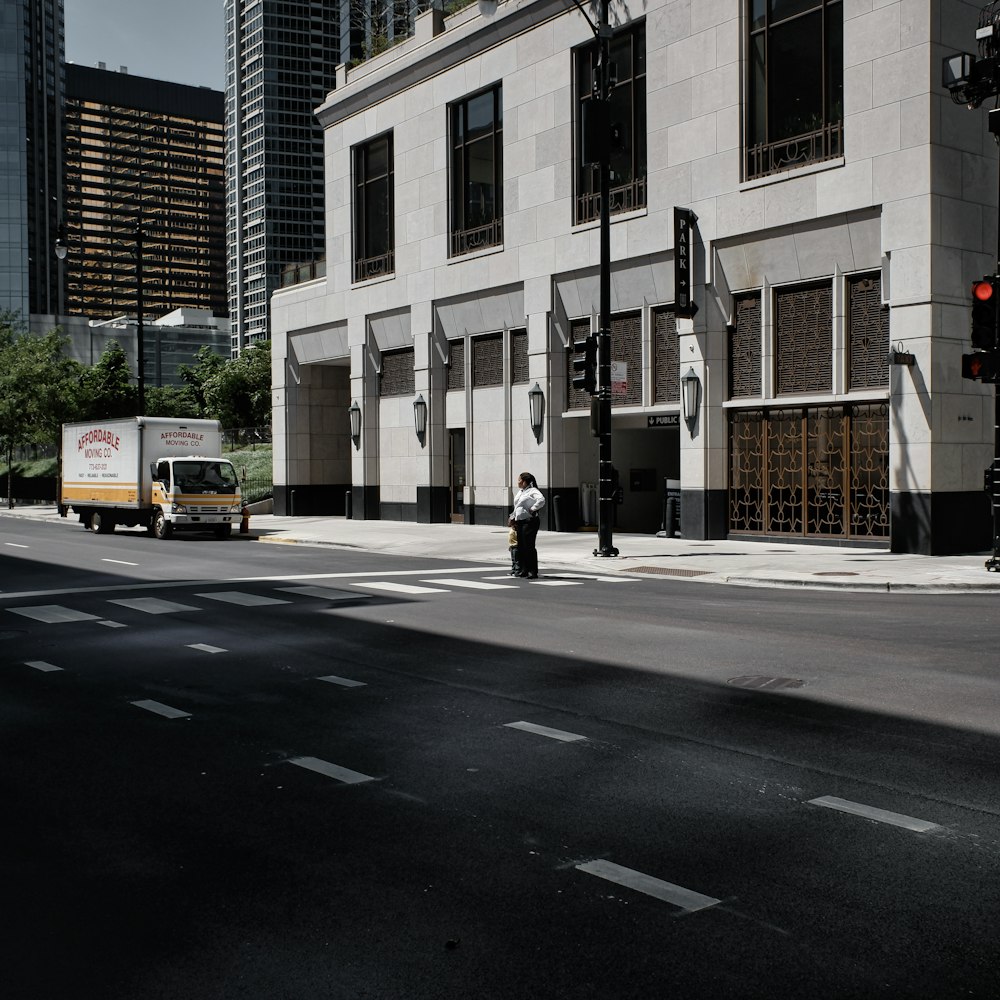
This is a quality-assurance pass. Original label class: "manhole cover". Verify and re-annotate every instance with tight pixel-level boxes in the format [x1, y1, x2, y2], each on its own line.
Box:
[728, 675, 805, 690]
[632, 566, 710, 577]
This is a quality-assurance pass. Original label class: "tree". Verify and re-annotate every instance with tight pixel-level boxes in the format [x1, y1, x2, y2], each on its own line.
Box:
[179, 345, 226, 416]
[80, 341, 138, 419]
[0, 315, 85, 507]
[202, 341, 272, 430]
[144, 384, 200, 419]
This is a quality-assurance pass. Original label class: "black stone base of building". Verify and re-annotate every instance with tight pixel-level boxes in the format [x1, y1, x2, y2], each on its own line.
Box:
[680, 488, 728, 540]
[891, 490, 991, 555]
[273, 484, 349, 517]
[416, 486, 451, 523]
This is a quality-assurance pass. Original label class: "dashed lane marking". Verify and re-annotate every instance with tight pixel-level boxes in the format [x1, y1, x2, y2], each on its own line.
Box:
[5, 543, 28, 549]
[108, 597, 201, 615]
[316, 674, 367, 688]
[352, 581, 449, 595]
[808, 795, 941, 833]
[288, 756, 376, 784]
[195, 591, 291, 607]
[576, 859, 722, 913]
[504, 720, 587, 743]
[8, 605, 100, 623]
[24, 660, 62, 672]
[188, 643, 227, 654]
[420, 578, 517, 590]
[131, 699, 191, 720]
[102, 558, 139, 567]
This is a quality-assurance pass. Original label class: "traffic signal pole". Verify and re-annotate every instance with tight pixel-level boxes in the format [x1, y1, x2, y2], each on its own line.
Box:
[989, 135, 1000, 572]
[595, 0, 618, 558]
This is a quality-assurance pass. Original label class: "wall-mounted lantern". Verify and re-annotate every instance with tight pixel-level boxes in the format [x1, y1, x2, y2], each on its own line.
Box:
[413, 393, 428, 444]
[681, 367, 701, 435]
[348, 399, 361, 448]
[528, 382, 544, 441]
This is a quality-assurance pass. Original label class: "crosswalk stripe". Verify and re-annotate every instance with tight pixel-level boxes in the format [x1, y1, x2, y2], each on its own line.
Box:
[527, 580, 583, 587]
[131, 699, 191, 720]
[352, 581, 449, 595]
[576, 859, 721, 913]
[24, 660, 62, 672]
[420, 578, 516, 590]
[504, 720, 586, 742]
[8, 605, 100, 623]
[288, 756, 375, 784]
[276, 585, 370, 600]
[188, 643, 227, 654]
[316, 674, 366, 687]
[97, 620, 127, 629]
[549, 573, 639, 583]
[195, 591, 291, 607]
[808, 796, 940, 832]
[109, 597, 201, 615]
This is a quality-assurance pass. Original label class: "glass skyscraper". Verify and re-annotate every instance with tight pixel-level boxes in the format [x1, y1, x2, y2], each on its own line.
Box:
[0, 0, 64, 320]
[224, 0, 341, 356]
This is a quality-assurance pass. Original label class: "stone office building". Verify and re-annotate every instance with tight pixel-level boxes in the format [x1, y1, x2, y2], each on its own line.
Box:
[270, 0, 997, 554]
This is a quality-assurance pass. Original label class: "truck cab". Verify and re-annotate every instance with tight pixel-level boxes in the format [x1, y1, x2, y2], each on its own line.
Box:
[150, 456, 242, 539]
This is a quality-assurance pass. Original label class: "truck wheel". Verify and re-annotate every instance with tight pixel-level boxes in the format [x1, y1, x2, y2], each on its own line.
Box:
[90, 511, 115, 534]
[214, 524, 232, 540]
[153, 510, 173, 540]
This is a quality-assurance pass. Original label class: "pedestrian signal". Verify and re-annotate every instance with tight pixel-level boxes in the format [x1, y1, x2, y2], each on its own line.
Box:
[962, 352, 998, 382]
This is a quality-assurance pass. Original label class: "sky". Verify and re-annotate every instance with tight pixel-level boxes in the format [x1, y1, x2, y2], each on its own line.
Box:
[64, 0, 225, 91]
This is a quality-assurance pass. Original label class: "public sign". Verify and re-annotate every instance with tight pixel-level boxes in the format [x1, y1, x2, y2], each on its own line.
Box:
[611, 360, 627, 397]
[647, 414, 680, 427]
[674, 207, 698, 318]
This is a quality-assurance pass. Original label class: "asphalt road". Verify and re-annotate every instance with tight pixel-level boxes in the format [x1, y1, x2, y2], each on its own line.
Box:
[3, 516, 1000, 999]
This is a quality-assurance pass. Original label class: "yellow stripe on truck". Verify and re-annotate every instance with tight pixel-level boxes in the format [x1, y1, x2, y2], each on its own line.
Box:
[63, 484, 138, 504]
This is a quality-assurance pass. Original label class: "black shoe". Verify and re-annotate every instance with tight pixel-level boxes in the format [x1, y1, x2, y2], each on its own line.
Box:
[527, 573, 538, 579]
[517, 572, 529, 578]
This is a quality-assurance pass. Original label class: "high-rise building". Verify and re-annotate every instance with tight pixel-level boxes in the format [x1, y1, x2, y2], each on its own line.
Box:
[62, 64, 226, 322]
[0, 0, 64, 320]
[223, 0, 341, 356]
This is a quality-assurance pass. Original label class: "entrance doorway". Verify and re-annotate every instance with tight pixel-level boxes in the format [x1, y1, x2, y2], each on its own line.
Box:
[449, 429, 466, 523]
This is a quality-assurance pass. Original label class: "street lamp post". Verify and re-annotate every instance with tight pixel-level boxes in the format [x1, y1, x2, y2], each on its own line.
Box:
[580, 0, 618, 557]
[135, 221, 145, 416]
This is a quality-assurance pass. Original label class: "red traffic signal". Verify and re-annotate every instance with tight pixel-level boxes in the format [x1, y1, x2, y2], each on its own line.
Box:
[971, 276, 1000, 350]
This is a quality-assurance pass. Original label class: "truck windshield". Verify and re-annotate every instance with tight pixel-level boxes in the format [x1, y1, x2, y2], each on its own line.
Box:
[174, 461, 239, 495]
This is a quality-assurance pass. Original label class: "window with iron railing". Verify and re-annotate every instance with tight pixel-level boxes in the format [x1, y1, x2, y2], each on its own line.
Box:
[574, 20, 646, 226]
[746, 0, 843, 181]
[353, 132, 394, 282]
[450, 85, 503, 257]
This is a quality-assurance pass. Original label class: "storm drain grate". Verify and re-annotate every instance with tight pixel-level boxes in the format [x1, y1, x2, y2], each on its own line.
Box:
[728, 675, 805, 690]
[631, 566, 711, 577]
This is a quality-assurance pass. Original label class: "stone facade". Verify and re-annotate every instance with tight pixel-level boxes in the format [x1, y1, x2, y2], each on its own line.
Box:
[271, 0, 998, 554]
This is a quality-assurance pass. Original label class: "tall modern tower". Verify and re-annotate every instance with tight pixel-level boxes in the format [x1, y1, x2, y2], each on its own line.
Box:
[224, 0, 342, 356]
[62, 64, 226, 321]
[0, 0, 64, 320]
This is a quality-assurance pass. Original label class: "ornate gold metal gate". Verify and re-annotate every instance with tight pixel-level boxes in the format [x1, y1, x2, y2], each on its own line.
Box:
[729, 404, 888, 540]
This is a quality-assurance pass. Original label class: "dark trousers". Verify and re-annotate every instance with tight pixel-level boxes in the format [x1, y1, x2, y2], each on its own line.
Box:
[514, 516, 540, 576]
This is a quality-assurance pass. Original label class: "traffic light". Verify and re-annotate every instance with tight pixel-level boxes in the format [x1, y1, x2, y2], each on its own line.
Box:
[971, 276, 999, 350]
[572, 334, 598, 395]
[962, 351, 999, 382]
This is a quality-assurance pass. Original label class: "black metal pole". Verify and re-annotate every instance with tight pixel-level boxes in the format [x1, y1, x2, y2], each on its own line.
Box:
[135, 222, 145, 416]
[595, 0, 618, 558]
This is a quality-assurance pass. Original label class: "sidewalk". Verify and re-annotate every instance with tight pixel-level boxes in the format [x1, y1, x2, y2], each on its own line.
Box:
[3, 503, 999, 593]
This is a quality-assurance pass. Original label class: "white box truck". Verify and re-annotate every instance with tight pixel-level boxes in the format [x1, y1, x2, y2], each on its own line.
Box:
[60, 417, 243, 539]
